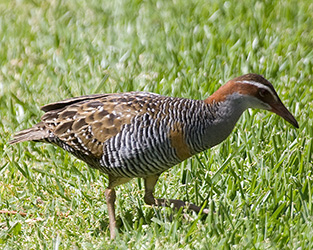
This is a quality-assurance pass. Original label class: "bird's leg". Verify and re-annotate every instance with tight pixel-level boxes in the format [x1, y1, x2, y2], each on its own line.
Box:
[105, 176, 131, 240]
[105, 187, 116, 239]
[144, 175, 208, 214]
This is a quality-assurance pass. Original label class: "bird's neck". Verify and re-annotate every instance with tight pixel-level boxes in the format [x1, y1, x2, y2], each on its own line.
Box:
[200, 93, 248, 149]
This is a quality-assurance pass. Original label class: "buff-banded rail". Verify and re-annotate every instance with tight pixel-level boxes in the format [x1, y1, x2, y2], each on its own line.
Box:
[10, 73, 299, 239]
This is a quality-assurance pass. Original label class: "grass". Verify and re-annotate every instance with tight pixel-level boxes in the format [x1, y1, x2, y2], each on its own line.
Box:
[1, 0, 312, 248]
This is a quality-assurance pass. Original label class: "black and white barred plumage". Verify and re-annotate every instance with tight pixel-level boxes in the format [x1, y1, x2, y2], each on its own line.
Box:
[11, 91, 220, 178]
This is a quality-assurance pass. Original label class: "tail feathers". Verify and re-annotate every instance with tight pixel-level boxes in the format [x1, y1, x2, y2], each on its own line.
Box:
[9, 123, 50, 145]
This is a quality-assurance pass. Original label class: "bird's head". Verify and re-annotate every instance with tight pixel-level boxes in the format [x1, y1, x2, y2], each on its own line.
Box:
[205, 73, 299, 128]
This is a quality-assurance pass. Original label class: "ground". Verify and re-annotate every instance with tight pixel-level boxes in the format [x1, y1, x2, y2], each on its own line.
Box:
[1, 0, 313, 249]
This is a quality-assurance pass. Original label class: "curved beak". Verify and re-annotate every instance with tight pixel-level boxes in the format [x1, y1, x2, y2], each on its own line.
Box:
[270, 98, 299, 128]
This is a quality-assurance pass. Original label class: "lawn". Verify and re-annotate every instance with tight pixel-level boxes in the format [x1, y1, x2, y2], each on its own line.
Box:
[1, 0, 313, 249]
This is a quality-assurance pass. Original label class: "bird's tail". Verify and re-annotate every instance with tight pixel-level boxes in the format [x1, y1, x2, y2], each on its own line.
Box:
[9, 122, 49, 144]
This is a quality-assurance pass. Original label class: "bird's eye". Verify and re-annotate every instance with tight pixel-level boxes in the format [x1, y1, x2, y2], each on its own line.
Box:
[259, 89, 267, 97]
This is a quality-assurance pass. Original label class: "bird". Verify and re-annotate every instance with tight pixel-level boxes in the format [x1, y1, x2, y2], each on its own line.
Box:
[10, 73, 299, 239]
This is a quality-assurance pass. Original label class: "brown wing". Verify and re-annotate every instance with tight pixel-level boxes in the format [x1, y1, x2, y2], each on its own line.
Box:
[41, 92, 160, 158]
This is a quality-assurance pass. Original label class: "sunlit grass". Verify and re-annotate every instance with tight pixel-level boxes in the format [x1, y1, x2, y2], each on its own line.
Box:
[1, 0, 312, 248]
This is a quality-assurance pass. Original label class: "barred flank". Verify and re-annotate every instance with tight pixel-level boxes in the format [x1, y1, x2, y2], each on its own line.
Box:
[10, 92, 217, 178]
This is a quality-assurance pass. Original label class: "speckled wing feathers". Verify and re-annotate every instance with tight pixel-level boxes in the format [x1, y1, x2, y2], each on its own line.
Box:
[40, 94, 106, 112]
[40, 92, 161, 159]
